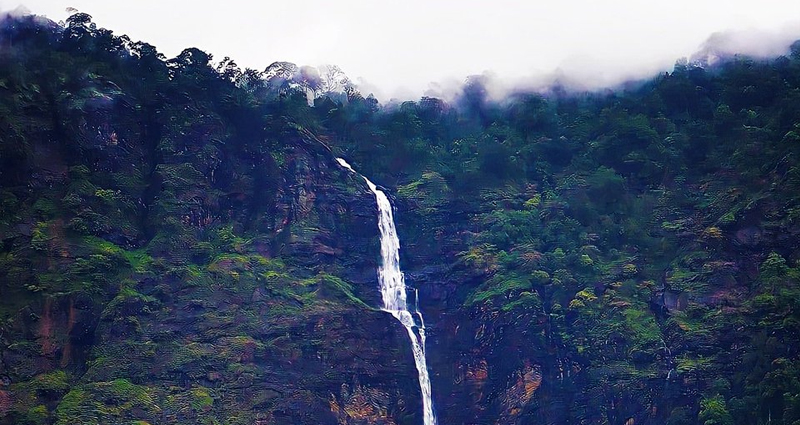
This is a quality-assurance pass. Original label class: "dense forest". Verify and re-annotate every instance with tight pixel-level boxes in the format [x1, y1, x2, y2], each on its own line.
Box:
[1, 11, 800, 425]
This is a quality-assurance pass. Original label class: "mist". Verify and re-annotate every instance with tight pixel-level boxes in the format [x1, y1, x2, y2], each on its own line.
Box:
[9, 0, 800, 102]
[435, 22, 800, 103]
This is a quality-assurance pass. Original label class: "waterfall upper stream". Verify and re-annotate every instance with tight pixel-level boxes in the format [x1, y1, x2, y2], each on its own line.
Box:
[336, 158, 437, 425]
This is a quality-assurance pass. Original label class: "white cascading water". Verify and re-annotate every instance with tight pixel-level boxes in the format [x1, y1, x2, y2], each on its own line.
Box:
[336, 158, 437, 425]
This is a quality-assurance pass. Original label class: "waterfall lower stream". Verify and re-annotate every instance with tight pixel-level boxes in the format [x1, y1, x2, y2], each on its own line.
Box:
[336, 158, 437, 425]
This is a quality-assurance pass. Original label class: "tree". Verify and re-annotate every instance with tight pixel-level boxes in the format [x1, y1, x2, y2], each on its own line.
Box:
[699, 396, 734, 425]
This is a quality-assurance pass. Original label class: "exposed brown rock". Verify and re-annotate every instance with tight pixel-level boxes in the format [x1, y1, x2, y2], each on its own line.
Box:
[498, 362, 542, 422]
[38, 298, 56, 358]
[0, 391, 10, 417]
[329, 384, 397, 425]
[464, 359, 489, 403]
[60, 298, 77, 367]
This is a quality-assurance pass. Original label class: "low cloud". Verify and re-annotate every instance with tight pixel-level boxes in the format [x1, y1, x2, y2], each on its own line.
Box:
[368, 23, 800, 104]
[691, 22, 800, 64]
[9, 2, 800, 106]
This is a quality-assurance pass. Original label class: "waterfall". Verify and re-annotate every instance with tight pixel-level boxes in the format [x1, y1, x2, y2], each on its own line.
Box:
[336, 158, 437, 425]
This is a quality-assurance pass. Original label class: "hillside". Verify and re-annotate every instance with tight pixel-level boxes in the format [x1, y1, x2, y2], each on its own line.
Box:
[1, 12, 800, 425]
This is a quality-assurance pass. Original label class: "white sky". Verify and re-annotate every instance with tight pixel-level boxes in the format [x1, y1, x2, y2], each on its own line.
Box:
[8, 1, 800, 100]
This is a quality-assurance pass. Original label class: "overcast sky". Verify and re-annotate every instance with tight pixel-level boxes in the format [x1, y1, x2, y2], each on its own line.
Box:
[8, 1, 800, 100]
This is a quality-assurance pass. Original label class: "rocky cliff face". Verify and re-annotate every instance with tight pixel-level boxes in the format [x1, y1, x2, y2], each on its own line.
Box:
[393, 168, 800, 425]
[0, 128, 426, 425]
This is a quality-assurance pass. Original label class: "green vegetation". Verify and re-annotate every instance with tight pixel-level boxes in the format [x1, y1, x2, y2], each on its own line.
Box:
[1, 10, 800, 425]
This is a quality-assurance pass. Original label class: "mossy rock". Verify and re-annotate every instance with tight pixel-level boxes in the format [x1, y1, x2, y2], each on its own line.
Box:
[54, 380, 160, 425]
